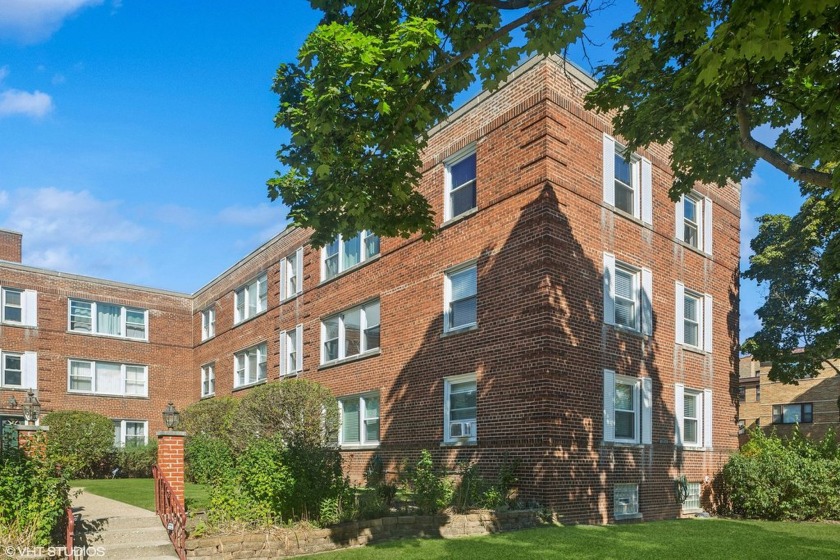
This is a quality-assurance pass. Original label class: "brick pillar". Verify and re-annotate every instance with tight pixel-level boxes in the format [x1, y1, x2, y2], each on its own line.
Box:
[16, 425, 48, 458]
[157, 431, 186, 508]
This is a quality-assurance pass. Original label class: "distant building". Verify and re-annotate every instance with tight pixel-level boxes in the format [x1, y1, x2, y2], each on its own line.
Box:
[738, 354, 840, 442]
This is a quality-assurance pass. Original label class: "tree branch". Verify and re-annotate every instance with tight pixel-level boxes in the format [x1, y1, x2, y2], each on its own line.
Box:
[736, 90, 833, 189]
[470, 0, 535, 9]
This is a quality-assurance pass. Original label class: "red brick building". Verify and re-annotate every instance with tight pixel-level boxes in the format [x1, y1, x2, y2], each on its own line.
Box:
[0, 56, 740, 522]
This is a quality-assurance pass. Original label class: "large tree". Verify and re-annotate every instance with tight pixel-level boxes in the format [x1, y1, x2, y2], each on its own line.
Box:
[586, 0, 839, 201]
[742, 184, 840, 383]
[268, 0, 592, 247]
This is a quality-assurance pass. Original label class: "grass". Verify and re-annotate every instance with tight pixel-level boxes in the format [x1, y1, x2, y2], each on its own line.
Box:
[70, 478, 211, 512]
[300, 518, 840, 560]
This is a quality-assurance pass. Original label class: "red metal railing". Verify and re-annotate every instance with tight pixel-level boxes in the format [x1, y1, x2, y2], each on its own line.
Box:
[65, 506, 75, 559]
[153, 465, 187, 560]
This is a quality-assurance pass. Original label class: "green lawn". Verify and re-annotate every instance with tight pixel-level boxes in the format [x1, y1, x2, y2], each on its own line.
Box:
[301, 518, 840, 560]
[70, 478, 210, 512]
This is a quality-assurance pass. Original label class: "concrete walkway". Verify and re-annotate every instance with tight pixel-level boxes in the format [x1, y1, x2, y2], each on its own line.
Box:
[70, 488, 179, 559]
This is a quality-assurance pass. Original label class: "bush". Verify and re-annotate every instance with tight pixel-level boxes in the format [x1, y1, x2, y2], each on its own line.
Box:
[0, 437, 70, 546]
[181, 397, 238, 449]
[405, 450, 453, 514]
[185, 434, 234, 484]
[42, 411, 115, 478]
[112, 441, 157, 478]
[723, 427, 840, 520]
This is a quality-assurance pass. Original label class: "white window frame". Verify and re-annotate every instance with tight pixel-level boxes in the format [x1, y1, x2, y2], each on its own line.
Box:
[675, 282, 713, 352]
[281, 247, 304, 301]
[321, 231, 380, 282]
[675, 384, 713, 449]
[0, 287, 36, 327]
[682, 291, 702, 349]
[113, 419, 148, 448]
[320, 300, 380, 364]
[0, 351, 36, 389]
[614, 484, 640, 519]
[67, 299, 148, 340]
[233, 274, 268, 325]
[603, 254, 652, 335]
[603, 370, 652, 445]
[444, 262, 477, 333]
[201, 307, 216, 341]
[443, 145, 477, 221]
[676, 192, 713, 255]
[603, 134, 652, 225]
[338, 393, 380, 447]
[280, 324, 304, 376]
[233, 342, 267, 388]
[67, 359, 148, 397]
[443, 373, 477, 444]
[201, 363, 215, 398]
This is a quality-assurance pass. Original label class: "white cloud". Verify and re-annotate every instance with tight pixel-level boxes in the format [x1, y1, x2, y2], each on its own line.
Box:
[0, 88, 53, 118]
[0, 187, 146, 274]
[51, 73, 65, 85]
[0, 0, 104, 44]
[0, 66, 8, 84]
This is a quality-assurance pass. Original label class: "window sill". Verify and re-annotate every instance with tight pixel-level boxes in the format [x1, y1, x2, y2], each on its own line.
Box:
[66, 392, 149, 399]
[607, 206, 652, 230]
[319, 254, 381, 287]
[232, 379, 267, 392]
[279, 372, 301, 379]
[319, 349, 381, 370]
[1, 322, 36, 329]
[674, 239, 711, 258]
[440, 439, 478, 448]
[679, 445, 712, 452]
[66, 330, 148, 343]
[441, 324, 478, 339]
[0, 386, 28, 392]
[602, 441, 647, 449]
[279, 292, 303, 305]
[339, 444, 380, 451]
[679, 344, 708, 356]
[607, 324, 647, 340]
[440, 207, 478, 230]
[232, 308, 269, 329]
[614, 513, 643, 522]
[200, 393, 215, 400]
[199, 335, 216, 345]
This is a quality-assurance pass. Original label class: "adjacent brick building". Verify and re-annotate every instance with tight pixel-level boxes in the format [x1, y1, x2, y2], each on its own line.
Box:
[738, 354, 840, 442]
[0, 56, 740, 523]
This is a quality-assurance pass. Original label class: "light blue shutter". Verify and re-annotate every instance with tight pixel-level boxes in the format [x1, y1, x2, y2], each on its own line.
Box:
[295, 324, 303, 372]
[296, 247, 304, 294]
[23, 290, 37, 327]
[603, 134, 615, 206]
[675, 383, 684, 446]
[641, 377, 652, 444]
[675, 196, 685, 242]
[279, 330, 287, 376]
[641, 268, 652, 336]
[603, 253, 615, 325]
[703, 388, 713, 449]
[22, 352, 37, 390]
[641, 158, 652, 225]
[675, 282, 685, 344]
[703, 197, 713, 255]
[603, 369, 616, 442]
[704, 294, 713, 352]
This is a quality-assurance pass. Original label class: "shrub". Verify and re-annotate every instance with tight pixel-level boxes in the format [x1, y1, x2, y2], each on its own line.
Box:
[0, 438, 70, 546]
[112, 441, 157, 478]
[723, 427, 840, 520]
[180, 397, 238, 449]
[185, 434, 234, 484]
[404, 450, 453, 514]
[42, 411, 115, 478]
[451, 461, 485, 513]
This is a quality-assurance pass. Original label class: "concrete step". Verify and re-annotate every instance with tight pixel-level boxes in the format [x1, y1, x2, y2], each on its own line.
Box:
[88, 541, 178, 559]
[87, 525, 173, 546]
[79, 514, 162, 531]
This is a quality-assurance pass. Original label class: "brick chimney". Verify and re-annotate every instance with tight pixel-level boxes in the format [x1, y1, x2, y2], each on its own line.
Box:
[0, 230, 22, 263]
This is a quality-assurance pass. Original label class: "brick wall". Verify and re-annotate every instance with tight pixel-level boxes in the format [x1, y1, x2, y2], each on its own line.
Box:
[0, 230, 22, 263]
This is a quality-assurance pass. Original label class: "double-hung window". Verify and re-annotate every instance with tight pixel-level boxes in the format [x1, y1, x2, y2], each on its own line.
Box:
[603, 135, 652, 225]
[234, 342, 267, 388]
[772, 403, 813, 424]
[675, 384, 713, 448]
[0, 352, 35, 389]
[321, 300, 380, 364]
[0, 287, 36, 327]
[281, 248, 304, 300]
[280, 324, 304, 376]
[201, 307, 215, 341]
[322, 232, 380, 281]
[234, 274, 267, 324]
[676, 192, 713, 255]
[201, 363, 215, 397]
[68, 299, 147, 340]
[444, 263, 477, 332]
[444, 373, 477, 443]
[339, 393, 380, 446]
[675, 283, 713, 352]
[603, 370, 652, 445]
[603, 254, 652, 335]
[68, 360, 148, 397]
[113, 420, 147, 448]
[444, 147, 477, 221]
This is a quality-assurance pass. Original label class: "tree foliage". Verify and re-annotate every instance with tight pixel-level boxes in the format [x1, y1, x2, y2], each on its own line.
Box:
[586, 0, 839, 200]
[42, 410, 115, 478]
[742, 182, 840, 382]
[268, 0, 591, 246]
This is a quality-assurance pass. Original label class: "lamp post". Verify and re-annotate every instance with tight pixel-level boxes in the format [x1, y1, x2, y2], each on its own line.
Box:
[22, 390, 40, 426]
[162, 402, 180, 430]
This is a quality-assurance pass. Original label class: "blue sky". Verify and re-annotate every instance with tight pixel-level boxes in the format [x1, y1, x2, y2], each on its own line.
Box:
[0, 1, 804, 342]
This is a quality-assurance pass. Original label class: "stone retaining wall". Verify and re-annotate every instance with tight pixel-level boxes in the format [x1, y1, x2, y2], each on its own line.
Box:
[185, 510, 544, 559]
